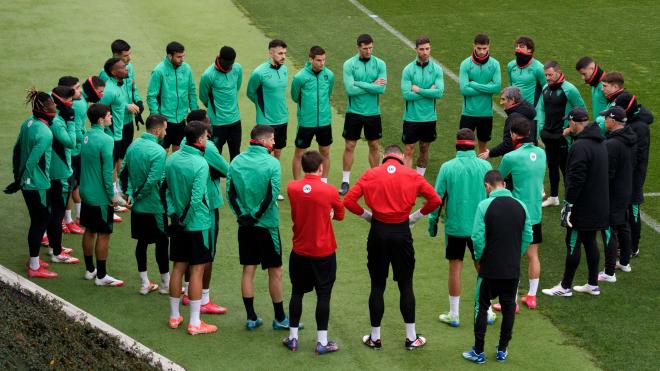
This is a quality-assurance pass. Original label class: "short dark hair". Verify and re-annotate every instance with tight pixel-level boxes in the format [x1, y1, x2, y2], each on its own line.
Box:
[474, 34, 490, 45]
[58, 76, 79, 88]
[186, 109, 208, 124]
[544, 60, 560, 70]
[184, 121, 207, 144]
[484, 170, 504, 186]
[82, 76, 105, 103]
[515, 36, 535, 51]
[52, 85, 75, 99]
[268, 39, 287, 49]
[357, 34, 373, 46]
[111, 39, 131, 55]
[415, 36, 430, 47]
[457, 128, 475, 141]
[301, 151, 324, 173]
[166, 41, 185, 55]
[575, 56, 594, 71]
[510, 117, 531, 136]
[250, 124, 275, 140]
[87, 103, 110, 124]
[309, 45, 325, 58]
[145, 114, 167, 130]
[384, 144, 403, 156]
[603, 71, 624, 86]
[103, 57, 122, 76]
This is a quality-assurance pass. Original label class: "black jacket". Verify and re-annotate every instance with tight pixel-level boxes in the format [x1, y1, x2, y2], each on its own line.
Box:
[629, 105, 653, 204]
[490, 100, 537, 158]
[565, 123, 609, 231]
[606, 126, 636, 225]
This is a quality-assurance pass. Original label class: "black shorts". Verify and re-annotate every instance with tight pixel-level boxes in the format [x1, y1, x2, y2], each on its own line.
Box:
[238, 226, 283, 269]
[445, 235, 475, 261]
[295, 125, 333, 148]
[212, 121, 242, 159]
[289, 251, 336, 294]
[402, 121, 437, 144]
[460, 115, 493, 142]
[70, 154, 81, 188]
[113, 140, 123, 162]
[367, 219, 414, 282]
[162, 121, 186, 149]
[342, 113, 382, 141]
[118, 123, 134, 159]
[532, 222, 543, 244]
[170, 229, 213, 265]
[131, 211, 167, 243]
[270, 123, 288, 150]
[80, 203, 114, 234]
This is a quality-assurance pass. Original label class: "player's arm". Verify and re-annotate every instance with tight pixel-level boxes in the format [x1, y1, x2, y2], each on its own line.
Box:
[564, 146, 589, 204]
[343, 61, 366, 96]
[146, 70, 162, 114]
[536, 93, 546, 134]
[205, 144, 229, 178]
[188, 69, 198, 110]
[401, 66, 423, 101]
[246, 70, 260, 103]
[331, 190, 345, 221]
[236, 64, 243, 92]
[459, 60, 480, 96]
[101, 139, 116, 203]
[418, 67, 444, 99]
[506, 62, 514, 87]
[118, 154, 131, 197]
[469, 62, 502, 94]
[566, 85, 586, 114]
[138, 151, 166, 201]
[520, 202, 532, 256]
[198, 72, 211, 108]
[25, 128, 51, 174]
[327, 69, 335, 98]
[535, 63, 548, 87]
[183, 165, 209, 225]
[354, 60, 387, 94]
[343, 178, 367, 216]
[498, 155, 512, 178]
[52, 118, 76, 149]
[250, 163, 280, 221]
[226, 168, 243, 217]
[471, 201, 488, 261]
[290, 73, 302, 104]
[488, 121, 513, 158]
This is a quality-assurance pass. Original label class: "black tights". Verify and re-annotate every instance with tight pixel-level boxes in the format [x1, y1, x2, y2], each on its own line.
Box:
[46, 180, 68, 256]
[368, 278, 415, 327]
[22, 190, 49, 257]
[289, 286, 332, 330]
[135, 237, 169, 274]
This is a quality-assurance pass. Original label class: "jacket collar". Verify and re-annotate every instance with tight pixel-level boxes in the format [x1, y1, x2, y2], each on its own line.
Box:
[456, 150, 477, 158]
[304, 174, 321, 180]
[489, 188, 512, 198]
[141, 132, 158, 142]
[180, 144, 203, 156]
[248, 144, 270, 155]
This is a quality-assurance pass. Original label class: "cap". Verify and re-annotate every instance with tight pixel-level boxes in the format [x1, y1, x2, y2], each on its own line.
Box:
[563, 107, 589, 122]
[599, 106, 627, 123]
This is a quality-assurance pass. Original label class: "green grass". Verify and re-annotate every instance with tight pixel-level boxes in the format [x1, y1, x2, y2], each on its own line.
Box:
[0, 0, 657, 369]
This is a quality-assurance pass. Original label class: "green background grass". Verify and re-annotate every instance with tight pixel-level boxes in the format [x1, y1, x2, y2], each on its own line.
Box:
[0, 0, 658, 369]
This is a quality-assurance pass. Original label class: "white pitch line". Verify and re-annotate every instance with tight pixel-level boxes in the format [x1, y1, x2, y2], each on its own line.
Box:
[0, 265, 184, 371]
[644, 192, 660, 197]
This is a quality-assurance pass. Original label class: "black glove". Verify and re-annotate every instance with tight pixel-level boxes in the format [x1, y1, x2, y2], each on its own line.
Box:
[60, 106, 75, 122]
[560, 201, 573, 228]
[4, 182, 20, 194]
[237, 214, 257, 227]
[134, 101, 145, 131]
[136, 100, 145, 114]
[428, 217, 438, 237]
[166, 214, 185, 236]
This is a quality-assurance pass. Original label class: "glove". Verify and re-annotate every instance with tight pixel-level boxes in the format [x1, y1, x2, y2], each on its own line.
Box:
[134, 101, 145, 131]
[560, 201, 573, 228]
[238, 214, 258, 227]
[136, 100, 145, 114]
[3, 181, 20, 194]
[167, 214, 185, 236]
[428, 217, 438, 237]
[60, 106, 75, 122]
[360, 210, 372, 222]
[408, 209, 424, 227]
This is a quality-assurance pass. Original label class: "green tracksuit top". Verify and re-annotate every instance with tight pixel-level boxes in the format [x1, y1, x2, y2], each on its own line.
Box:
[49, 112, 75, 181]
[80, 124, 115, 206]
[12, 116, 53, 191]
[459, 56, 501, 117]
[226, 144, 280, 228]
[498, 143, 547, 225]
[147, 58, 198, 124]
[430, 151, 491, 237]
[165, 144, 211, 232]
[199, 62, 243, 126]
[536, 81, 586, 135]
[99, 77, 130, 141]
[591, 81, 608, 119]
[180, 138, 229, 210]
[343, 54, 387, 116]
[100, 63, 142, 125]
[507, 58, 546, 106]
[247, 61, 289, 125]
[119, 132, 166, 214]
[291, 61, 334, 127]
[401, 59, 444, 122]
[71, 95, 87, 157]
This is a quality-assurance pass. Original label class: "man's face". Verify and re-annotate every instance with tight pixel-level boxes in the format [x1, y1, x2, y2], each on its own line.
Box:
[516, 43, 531, 53]
[358, 42, 373, 59]
[44, 99, 57, 114]
[545, 67, 561, 84]
[601, 81, 620, 96]
[101, 111, 112, 126]
[261, 133, 275, 148]
[499, 94, 515, 109]
[158, 122, 168, 140]
[97, 85, 106, 96]
[115, 49, 131, 64]
[605, 117, 618, 132]
[416, 43, 431, 63]
[72, 83, 82, 100]
[311, 54, 326, 72]
[578, 62, 595, 82]
[113, 60, 129, 79]
[269, 46, 287, 65]
[474, 43, 489, 58]
[168, 52, 185, 67]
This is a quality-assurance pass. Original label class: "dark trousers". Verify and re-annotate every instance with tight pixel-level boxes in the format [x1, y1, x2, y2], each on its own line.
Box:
[47, 180, 69, 256]
[22, 189, 50, 257]
[543, 136, 568, 197]
[135, 238, 170, 274]
[629, 204, 642, 254]
[604, 223, 631, 275]
[289, 286, 332, 330]
[474, 277, 518, 354]
[212, 122, 242, 161]
[369, 278, 415, 327]
[562, 229, 600, 287]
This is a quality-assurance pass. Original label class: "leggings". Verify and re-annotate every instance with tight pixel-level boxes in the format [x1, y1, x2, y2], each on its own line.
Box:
[22, 190, 50, 257]
[474, 277, 518, 354]
[368, 278, 415, 327]
[46, 179, 68, 256]
[561, 229, 600, 287]
[543, 136, 568, 197]
[135, 237, 170, 274]
[289, 285, 332, 330]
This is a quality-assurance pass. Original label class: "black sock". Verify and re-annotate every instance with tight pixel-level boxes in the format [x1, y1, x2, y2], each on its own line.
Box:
[97, 260, 106, 279]
[273, 301, 285, 322]
[84, 255, 95, 273]
[243, 297, 257, 321]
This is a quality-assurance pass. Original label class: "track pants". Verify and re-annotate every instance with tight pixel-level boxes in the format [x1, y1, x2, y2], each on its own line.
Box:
[474, 277, 518, 354]
[561, 228, 600, 287]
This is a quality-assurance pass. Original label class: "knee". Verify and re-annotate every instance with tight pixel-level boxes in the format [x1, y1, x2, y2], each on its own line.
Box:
[344, 141, 357, 152]
[368, 141, 380, 151]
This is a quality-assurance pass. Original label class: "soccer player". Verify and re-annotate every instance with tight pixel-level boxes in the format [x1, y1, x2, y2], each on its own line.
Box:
[291, 45, 334, 182]
[459, 34, 501, 154]
[429, 129, 492, 327]
[462, 170, 532, 364]
[82, 75, 106, 104]
[507, 36, 546, 107]
[283, 151, 344, 354]
[575, 56, 608, 118]
[227, 125, 291, 330]
[119, 114, 170, 295]
[340, 34, 387, 195]
[542, 109, 609, 297]
[79, 103, 123, 286]
[147, 41, 198, 153]
[199, 46, 243, 160]
[401, 36, 444, 174]
[536, 61, 586, 208]
[165, 121, 217, 335]
[598, 107, 636, 283]
[497, 119, 546, 309]
[344, 145, 441, 350]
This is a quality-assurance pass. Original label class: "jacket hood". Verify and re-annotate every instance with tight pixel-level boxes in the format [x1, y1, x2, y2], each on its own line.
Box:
[635, 105, 654, 126]
[607, 125, 637, 147]
[507, 100, 536, 120]
[576, 122, 605, 143]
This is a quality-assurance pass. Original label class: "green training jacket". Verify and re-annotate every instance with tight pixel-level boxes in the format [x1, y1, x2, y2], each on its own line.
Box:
[227, 144, 280, 228]
[100, 63, 142, 125]
[147, 57, 198, 124]
[49, 111, 75, 181]
[165, 144, 211, 231]
[247, 61, 289, 125]
[12, 116, 53, 191]
[498, 143, 546, 225]
[591, 82, 608, 119]
[99, 77, 129, 141]
[199, 62, 243, 126]
[401, 59, 444, 122]
[536, 80, 586, 136]
[181, 138, 229, 210]
[459, 56, 501, 117]
[343, 54, 387, 116]
[71, 95, 87, 157]
[507, 58, 546, 106]
[291, 61, 334, 127]
[80, 124, 115, 206]
[119, 132, 166, 214]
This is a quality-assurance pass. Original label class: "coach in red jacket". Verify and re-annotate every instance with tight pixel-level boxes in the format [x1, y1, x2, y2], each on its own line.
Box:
[344, 145, 441, 350]
[283, 151, 344, 354]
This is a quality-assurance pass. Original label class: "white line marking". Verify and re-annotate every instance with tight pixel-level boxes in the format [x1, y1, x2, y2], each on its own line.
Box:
[640, 210, 660, 233]
[0, 264, 184, 371]
[643, 192, 660, 197]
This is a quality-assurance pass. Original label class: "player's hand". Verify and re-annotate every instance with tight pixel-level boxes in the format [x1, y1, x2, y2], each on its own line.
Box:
[238, 214, 258, 227]
[411, 85, 421, 92]
[560, 201, 573, 228]
[562, 127, 571, 137]
[330, 209, 335, 219]
[428, 218, 438, 237]
[127, 104, 140, 114]
[361, 210, 372, 222]
[374, 78, 387, 86]
[111, 196, 119, 208]
[478, 150, 490, 160]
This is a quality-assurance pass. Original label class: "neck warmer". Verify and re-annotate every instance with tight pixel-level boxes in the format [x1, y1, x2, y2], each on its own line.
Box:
[471, 50, 490, 65]
[548, 73, 565, 90]
[191, 143, 206, 153]
[606, 88, 624, 102]
[33, 110, 55, 125]
[52, 93, 72, 108]
[214, 56, 233, 72]
[249, 138, 273, 153]
[515, 48, 533, 68]
[416, 60, 429, 68]
[455, 139, 475, 151]
[359, 56, 371, 63]
[586, 64, 605, 87]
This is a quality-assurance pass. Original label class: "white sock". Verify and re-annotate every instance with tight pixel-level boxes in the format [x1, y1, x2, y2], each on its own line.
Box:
[321, 177, 328, 184]
[75, 203, 81, 219]
[488, 305, 494, 315]
[189, 300, 201, 327]
[201, 289, 210, 305]
[29, 257, 40, 270]
[169, 296, 180, 318]
[416, 167, 426, 176]
[161, 272, 170, 286]
[342, 171, 350, 183]
[48, 247, 54, 255]
[113, 182, 119, 194]
[371, 326, 381, 341]
[139, 271, 149, 286]
[183, 281, 189, 296]
[405, 323, 416, 341]
[449, 295, 460, 317]
[43, 232, 47, 238]
[528, 278, 539, 296]
[64, 210, 73, 224]
[289, 327, 299, 340]
[317, 330, 328, 346]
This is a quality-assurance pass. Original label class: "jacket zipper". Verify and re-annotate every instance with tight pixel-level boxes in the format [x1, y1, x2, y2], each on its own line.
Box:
[316, 73, 320, 127]
[174, 67, 179, 122]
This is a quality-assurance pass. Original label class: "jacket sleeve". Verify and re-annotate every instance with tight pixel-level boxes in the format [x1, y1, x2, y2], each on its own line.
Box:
[343, 175, 366, 215]
[429, 166, 447, 222]
[507, 63, 513, 88]
[331, 190, 345, 221]
[188, 69, 198, 110]
[566, 85, 586, 117]
[417, 174, 442, 215]
[52, 119, 76, 149]
[498, 154, 512, 178]
[468, 62, 501, 94]
[236, 64, 243, 92]
[183, 164, 209, 225]
[418, 67, 444, 99]
[131, 78, 142, 104]
[246, 70, 260, 103]
[118, 154, 131, 196]
[198, 72, 210, 107]
[489, 119, 513, 158]
[520, 201, 532, 256]
[564, 145, 589, 204]
[536, 63, 548, 87]
[327, 69, 334, 98]
[137, 151, 166, 201]
[226, 167, 243, 217]
[24, 127, 51, 176]
[459, 61, 480, 96]
[471, 201, 487, 261]
[205, 144, 229, 178]
[536, 93, 546, 134]
[147, 70, 162, 114]
[343, 61, 366, 97]
[354, 63, 387, 95]
[102, 138, 115, 202]
[290, 74, 302, 103]
[401, 66, 423, 102]
[250, 163, 280, 220]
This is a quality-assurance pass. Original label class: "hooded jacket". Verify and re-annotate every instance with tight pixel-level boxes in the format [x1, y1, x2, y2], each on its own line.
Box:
[628, 105, 653, 204]
[606, 125, 636, 225]
[291, 61, 334, 127]
[489, 100, 536, 158]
